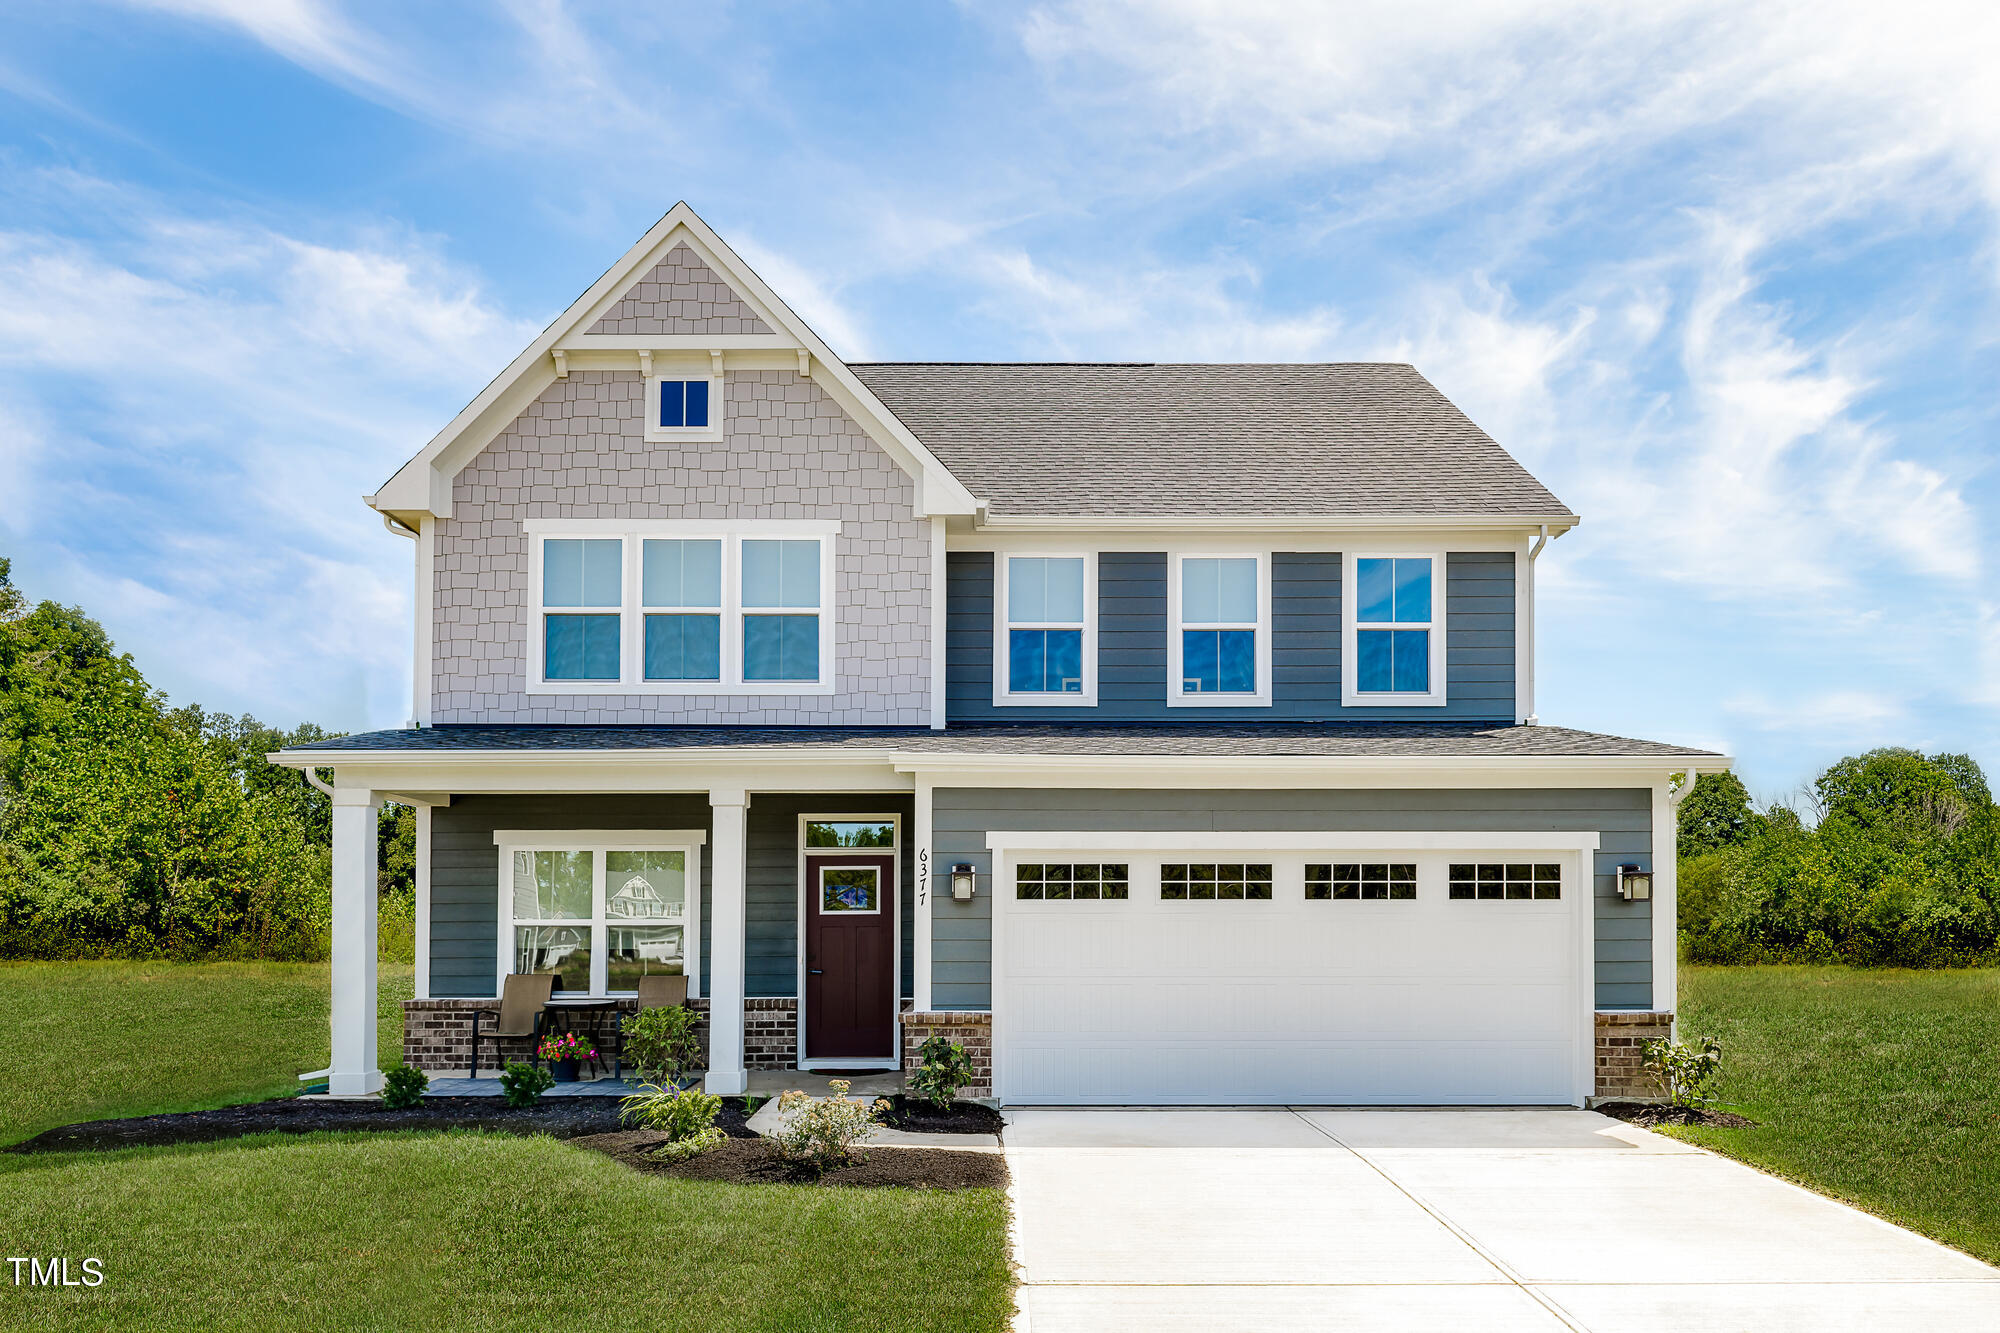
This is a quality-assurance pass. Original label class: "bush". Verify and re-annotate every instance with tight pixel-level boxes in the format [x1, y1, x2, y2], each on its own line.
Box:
[620, 1083, 721, 1140]
[908, 1035, 974, 1110]
[620, 1004, 703, 1084]
[381, 1064, 429, 1110]
[498, 1060, 553, 1108]
[649, 1128, 726, 1162]
[1643, 1036, 1724, 1108]
[766, 1079, 889, 1172]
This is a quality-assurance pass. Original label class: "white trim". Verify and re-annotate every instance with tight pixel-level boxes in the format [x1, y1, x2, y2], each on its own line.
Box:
[1342, 550, 1448, 708]
[1652, 781, 1677, 1017]
[329, 787, 384, 1097]
[985, 831, 1602, 853]
[795, 812, 903, 1066]
[643, 370, 725, 444]
[972, 513, 1580, 533]
[929, 517, 947, 730]
[1167, 551, 1272, 708]
[913, 778, 934, 1012]
[524, 526, 837, 697]
[492, 830, 706, 999]
[413, 518, 434, 726]
[414, 803, 431, 999]
[705, 790, 749, 1094]
[993, 551, 1098, 707]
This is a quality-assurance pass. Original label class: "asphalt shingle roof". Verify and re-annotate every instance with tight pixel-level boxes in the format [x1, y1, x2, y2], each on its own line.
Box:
[281, 723, 1714, 761]
[848, 362, 1575, 520]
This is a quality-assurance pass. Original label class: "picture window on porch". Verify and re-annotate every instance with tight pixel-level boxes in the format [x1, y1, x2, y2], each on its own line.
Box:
[499, 834, 702, 996]
[1448, 863, 1562, 901]
[1160, 863, 1273, 901]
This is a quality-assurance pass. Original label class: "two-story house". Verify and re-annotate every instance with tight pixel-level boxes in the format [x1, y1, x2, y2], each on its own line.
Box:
[277, 203, 1727, 1106]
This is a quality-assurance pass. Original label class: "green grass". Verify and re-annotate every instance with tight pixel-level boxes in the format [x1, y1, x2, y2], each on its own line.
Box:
[3, 960, 412, 1147]
[1672, 964, 2000, 1264]
[0, 1132, 1013, 1332]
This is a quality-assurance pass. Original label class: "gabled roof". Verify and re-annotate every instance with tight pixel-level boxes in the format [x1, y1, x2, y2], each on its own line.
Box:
[367, 202, 979, 523]
[849, 362, 1575, 524]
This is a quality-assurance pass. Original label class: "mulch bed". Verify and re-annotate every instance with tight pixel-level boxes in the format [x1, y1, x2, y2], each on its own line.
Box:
[1596, 1100, 1758, 1129]
[575, 1130, 1007, 1189]
[878, 1096, 1006, 1135]
[7, 1095, 760, 1154]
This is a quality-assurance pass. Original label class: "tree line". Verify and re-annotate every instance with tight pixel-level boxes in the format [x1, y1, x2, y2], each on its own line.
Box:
[0, 558, 412, 961]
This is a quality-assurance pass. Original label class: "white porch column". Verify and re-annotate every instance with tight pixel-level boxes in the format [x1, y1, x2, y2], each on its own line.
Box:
[1652, 780, 1679, 1024]
[330, 786, 384, 1096]
[913, 775, 934, 1012]
[704, 788, 750, 1095]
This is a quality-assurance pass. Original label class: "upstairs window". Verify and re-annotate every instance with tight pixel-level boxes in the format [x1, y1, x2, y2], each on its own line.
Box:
[1171, 554, 1268, 706]
[741, 539, 821, 682]
[997, 554, 1094, 705]
[1344, 552, 1446, 706]
[657, 379, 710, 429]
[646, 374, 723, 443]
[542, 538, 622, 681]
[642, 539, 721, 682]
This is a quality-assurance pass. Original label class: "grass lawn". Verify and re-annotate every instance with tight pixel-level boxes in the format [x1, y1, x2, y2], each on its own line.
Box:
[0, 1131, 1012, 1332]
[4, 960, 412, 1147]
[1673, 964, 2000, 1264]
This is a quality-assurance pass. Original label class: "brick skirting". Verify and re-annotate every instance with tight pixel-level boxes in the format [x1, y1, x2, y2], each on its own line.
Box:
[1594, 1009, 1673, 1103]
[402, 996, 799, 1075]
[899, 1008, 993, 1100]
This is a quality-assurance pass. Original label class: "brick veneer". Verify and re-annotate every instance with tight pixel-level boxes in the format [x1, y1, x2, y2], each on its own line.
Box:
[403, 997, 799, 1075]
[900, 1008, 993, 1100]
[1594, 1009, 1673, 1102]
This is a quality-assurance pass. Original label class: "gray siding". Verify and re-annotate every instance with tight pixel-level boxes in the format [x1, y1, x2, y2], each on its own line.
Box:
[947, 550, 1514, 722]
[429, 792, 914, 1001]
[930, 787, 1652, 1011]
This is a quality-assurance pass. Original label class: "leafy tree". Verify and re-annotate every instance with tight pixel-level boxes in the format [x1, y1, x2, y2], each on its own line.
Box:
[0, 557, 155, 793]
[1677, 772, 1767, 859]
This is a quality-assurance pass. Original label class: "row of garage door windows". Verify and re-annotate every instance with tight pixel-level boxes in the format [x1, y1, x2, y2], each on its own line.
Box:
[1012, 862, 1565, 902]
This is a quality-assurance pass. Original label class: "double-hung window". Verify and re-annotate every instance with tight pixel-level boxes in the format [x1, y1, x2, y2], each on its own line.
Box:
[497, 831, 705, 995]
[528, 521, 835, 693]
[996, 554, 1094, 705]
[1171, 554, 1269, 706]
[1343, 552, 1446, 706]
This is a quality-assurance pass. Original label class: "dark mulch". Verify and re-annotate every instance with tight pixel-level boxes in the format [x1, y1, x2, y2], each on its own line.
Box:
[879, 1096, 1006, 1135]
[7, 1094, 759, 1154]
[575, 1130, 1007, 1189]
[1597, 1100, 1758, 1129]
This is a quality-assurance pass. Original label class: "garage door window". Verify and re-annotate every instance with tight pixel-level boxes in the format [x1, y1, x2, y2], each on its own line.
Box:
[1307, 862, 1416, 901]
[1449, 863, 1562, 901]
[1160, 863, 1272, 901]
[1016, 863, 1129, 900]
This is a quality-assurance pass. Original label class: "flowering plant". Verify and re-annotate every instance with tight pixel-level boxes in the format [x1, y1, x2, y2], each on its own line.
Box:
[537, 1031, 597, 1062]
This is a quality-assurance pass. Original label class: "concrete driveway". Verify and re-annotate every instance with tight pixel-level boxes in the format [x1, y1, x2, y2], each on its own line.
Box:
[1003, 1108, 2000, 1332]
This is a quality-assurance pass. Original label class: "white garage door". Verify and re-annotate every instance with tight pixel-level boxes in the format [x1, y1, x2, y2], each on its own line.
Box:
[992, 839, 1593, 1106]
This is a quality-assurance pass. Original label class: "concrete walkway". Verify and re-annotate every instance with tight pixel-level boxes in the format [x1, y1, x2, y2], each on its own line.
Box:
[1003, 1108, 2000, 1332]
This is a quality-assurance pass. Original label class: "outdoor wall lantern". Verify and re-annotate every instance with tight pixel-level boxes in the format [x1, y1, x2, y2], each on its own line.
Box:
[1617, 864, 1654, 901]
[950, 864, 977, 901]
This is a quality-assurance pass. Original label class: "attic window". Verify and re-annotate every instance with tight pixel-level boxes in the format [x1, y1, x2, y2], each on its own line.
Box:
[646, 374, 723, 443]
[659, 379, 710, 429]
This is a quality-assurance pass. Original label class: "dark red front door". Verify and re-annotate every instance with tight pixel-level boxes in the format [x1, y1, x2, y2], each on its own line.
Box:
[804, 852, 896, 1060]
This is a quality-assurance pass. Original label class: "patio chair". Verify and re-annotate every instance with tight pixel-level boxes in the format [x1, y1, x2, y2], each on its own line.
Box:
[613, 974, 691, 1081]
[467, 973, 554, 1080]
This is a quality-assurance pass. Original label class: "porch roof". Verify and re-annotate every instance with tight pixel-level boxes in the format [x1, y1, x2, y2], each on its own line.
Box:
[276, 722, 1721, 762]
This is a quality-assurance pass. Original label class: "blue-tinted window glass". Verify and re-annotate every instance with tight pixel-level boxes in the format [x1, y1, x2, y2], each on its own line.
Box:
[1182, 557, 1258, 624]
[543, 539, 621, 607]
[742, 539, 820, 608]
[1008, 557, 1085, 623]
[684, 379, 709, 428]
[1009, 628, 1083, 693]
[642, 539, 721, 608]
[1357, 628, 1393, 692]
[644, 614, 721, 681]
[1392, 559, 1431, 623]
[1182, 629, 1257, 694]
[1356, 558, 1396, 622]
[1217, 629, 1255, 692]
[1392, 629, 1430, 692]
[659, 381, 684, 428]
[743, 613, 819, 681]
[544, 613, 620, 680]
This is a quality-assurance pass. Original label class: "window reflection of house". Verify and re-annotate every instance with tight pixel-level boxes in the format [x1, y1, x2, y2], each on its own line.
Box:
[609, 871, 666, 918]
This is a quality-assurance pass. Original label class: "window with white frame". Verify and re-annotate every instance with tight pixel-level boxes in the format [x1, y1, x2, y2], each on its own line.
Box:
[997, 554, 1094, 704]
[497, 832, 704, 995]
[1344, 553, 1446, 705]
[645, 374, 723, 442]
[1171, 554, 1268, 705]
[528, 523, 835, 693]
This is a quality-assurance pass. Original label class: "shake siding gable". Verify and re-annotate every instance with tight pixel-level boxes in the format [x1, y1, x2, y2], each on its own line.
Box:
[948, 550, 1515, 722]
[585, 243, 773, 336]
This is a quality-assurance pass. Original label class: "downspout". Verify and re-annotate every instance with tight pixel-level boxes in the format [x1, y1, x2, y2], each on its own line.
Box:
[1529, 522, 1551, 561]
[1523, 523, 1551, 725]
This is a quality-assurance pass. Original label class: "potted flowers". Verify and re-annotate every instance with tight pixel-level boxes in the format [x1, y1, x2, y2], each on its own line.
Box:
[537, 1031, 597, 1083]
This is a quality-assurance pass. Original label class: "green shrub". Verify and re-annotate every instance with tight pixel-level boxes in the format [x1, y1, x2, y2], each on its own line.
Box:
[909, 1035, 974, 1110]
[381, 1064, 429, 1110]
[1643, 1036, 1724, 1108]
[619, 1083, 721, 1141]
[767, 1079, 889, 1172]
[498, 1060, 553, 1108]
[620, 1003, 703, 1084]
[648, 1127, 726, 1162]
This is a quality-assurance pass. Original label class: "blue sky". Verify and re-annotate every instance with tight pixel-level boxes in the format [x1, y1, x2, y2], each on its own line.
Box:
[0, 1, 1995, 800]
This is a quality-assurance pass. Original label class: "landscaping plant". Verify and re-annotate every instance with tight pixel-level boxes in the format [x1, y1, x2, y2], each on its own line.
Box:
[498, 1060, 554, 1108]
[909, 1035, 974, 1110]
[380, 1064, 429, 1110]
[1642, 1035, 1724, 1109]
[767, 1079, 890, 1172]
[536, 1031, 597, 1065]
[620, 1083, 726, 1161]
[620, 1004, 703, 1084]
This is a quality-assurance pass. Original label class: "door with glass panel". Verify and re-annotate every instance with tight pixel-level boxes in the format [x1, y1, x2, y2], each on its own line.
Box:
[801, 819, 897, 1061]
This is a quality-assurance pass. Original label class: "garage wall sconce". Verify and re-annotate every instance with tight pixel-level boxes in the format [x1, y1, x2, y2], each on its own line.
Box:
[950, 864, 977, 901]
[1616, 864, 1653, 901]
